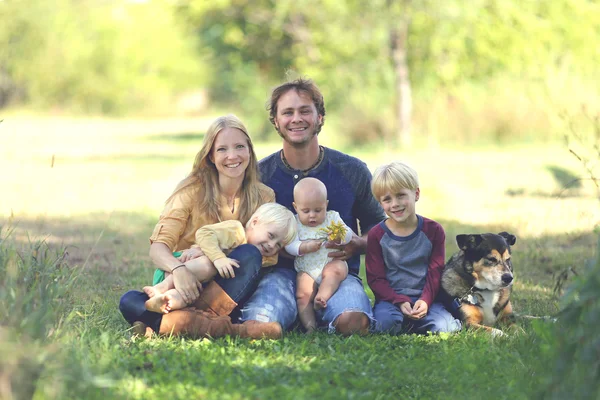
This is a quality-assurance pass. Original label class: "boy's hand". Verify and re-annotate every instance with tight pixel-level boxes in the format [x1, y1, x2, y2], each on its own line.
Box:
[178, 247, 204, 263]
[399, 302, 413, 316]
[213, 257, 240, 279]
[408, 300, 428, 320]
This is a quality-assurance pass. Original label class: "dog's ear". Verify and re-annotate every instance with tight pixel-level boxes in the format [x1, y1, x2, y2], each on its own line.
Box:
[456, 234, 483, 250]
[498, 232, 516, 246]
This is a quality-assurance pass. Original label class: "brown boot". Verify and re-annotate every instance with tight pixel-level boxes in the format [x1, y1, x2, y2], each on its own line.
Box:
[159, 308, 236, 338]
[232, 320, 283, 340]
[132, 321, 154, 338]
[158, 310, 283, 340]
[191, 281, 237, 317]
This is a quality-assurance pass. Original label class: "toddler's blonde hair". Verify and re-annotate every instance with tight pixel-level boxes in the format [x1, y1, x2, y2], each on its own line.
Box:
[247, 203, 297, 245]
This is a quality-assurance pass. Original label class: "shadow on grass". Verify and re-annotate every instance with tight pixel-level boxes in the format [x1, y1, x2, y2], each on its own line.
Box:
[504, 164, 595, 199]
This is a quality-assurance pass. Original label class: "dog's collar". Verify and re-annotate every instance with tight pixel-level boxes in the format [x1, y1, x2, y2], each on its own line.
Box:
[453, 286, 482, 308]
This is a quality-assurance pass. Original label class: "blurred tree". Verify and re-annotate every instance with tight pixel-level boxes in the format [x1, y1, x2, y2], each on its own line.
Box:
[1, 0, 598, 139]
[0, 0, 207, 114]
[387, 0, 412, 146]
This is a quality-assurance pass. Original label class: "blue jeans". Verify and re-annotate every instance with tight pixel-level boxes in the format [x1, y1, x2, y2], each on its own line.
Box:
[240, 267, 374, 333]
[373, 300, 462, 334]
[119, 244, 263, 332]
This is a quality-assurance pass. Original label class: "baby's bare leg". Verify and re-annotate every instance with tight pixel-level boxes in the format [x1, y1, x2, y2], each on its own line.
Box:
[296, 272, 318, 332]
[314, 260, 348, 310]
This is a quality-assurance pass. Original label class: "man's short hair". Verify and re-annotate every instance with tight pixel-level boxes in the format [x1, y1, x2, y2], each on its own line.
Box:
[267, 78, 326, 135]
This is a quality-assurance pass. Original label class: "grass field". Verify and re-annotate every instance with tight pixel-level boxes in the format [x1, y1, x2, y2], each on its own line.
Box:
[1, 117, 598, 399]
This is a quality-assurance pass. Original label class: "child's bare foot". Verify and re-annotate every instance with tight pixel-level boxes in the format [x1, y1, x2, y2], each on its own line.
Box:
[143, 286, 161, 298]
[314, 296, 327, 310]
[145, 294, 173, 314]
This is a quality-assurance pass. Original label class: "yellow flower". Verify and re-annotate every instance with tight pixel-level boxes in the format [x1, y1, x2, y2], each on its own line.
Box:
[318, 221, 347, 243]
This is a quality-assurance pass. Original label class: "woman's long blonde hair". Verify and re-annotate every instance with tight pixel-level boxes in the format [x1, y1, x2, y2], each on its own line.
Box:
[167, 114, 264, 225]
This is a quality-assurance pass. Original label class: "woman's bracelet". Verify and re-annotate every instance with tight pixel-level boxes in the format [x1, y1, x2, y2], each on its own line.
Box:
[171, 264, 186, 273]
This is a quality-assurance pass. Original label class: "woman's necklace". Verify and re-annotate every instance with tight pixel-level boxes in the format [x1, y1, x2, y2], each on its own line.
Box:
[281, 146, 324, 175]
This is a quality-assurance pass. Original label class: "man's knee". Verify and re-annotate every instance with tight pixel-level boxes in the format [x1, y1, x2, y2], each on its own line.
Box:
[333, 311, 369, 336]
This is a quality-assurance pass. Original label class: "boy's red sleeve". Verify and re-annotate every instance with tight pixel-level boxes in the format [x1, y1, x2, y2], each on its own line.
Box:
[419, 220, 446, 306]
[366, 225, 412, 306]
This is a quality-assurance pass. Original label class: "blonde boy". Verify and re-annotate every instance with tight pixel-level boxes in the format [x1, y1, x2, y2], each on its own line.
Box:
[145, 203, 297, 314]
[366, 161, 461, 334]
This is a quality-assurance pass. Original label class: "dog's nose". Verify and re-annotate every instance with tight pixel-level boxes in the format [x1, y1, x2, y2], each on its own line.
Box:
[502, 274, 513, 284]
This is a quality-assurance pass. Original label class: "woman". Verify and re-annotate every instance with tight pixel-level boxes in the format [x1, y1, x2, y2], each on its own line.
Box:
[119, 114, 282, 339]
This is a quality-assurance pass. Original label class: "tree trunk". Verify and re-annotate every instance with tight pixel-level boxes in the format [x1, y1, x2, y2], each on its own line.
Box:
[389, 15, 412, 146]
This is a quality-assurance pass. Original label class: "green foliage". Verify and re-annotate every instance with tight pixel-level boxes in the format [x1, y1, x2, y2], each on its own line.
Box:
[0, 0, 207, 114]
[0, 227, 99, 399]
[535, 109, 600, 399]
[170, 0, 600, 143]
[2, 0, 600, 143]
[562, 107, 600, 198]
[537, 233, 600, 399]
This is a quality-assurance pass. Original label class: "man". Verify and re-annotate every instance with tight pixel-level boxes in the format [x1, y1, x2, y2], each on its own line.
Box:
[239, 78, 386, 335]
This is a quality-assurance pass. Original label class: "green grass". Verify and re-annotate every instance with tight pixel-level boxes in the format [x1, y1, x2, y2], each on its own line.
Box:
[0, 117, 598, 399]
[0, 225, 563, 399]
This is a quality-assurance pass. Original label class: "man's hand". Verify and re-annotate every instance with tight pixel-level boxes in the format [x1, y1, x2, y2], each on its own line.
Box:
[172, 266, 203, 304]
[213, 257, 240, 279]
[325, 233, 366, 261]
[178, 247, 205, 263]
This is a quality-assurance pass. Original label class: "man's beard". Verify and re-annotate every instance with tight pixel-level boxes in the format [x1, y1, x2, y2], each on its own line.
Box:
[276, 126, 319, 148]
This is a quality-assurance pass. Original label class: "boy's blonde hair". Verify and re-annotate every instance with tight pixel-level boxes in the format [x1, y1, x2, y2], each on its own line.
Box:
[247, 203, 297, 245]
[371, 161, 419, 199]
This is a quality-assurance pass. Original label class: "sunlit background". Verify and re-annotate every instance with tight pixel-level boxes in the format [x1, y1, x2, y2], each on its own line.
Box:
[1, 0, 598, 235]
[1, 2, 599, 398]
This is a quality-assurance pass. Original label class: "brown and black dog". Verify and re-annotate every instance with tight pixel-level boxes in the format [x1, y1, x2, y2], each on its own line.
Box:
[440, 232, 516, 336]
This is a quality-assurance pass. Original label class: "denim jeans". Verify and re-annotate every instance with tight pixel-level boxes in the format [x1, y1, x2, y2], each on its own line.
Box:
[119, 244, 263, 332]
[240, 267, 374, 333]
[373, 299, 462, 334]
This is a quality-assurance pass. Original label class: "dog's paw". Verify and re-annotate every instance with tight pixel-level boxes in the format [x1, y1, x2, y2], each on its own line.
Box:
[490, 328, 507, 338]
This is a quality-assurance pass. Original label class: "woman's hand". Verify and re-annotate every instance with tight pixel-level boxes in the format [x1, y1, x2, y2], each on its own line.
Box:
[213, 257, 240, 279]
[178, 247, 205, 263]
[324, 233, 366, 261]
[172, 266, 203, 305]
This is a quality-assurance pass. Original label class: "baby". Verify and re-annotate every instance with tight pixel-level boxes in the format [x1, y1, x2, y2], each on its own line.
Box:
[285, 178, 353, 332]
[144, 202, 297, 314]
